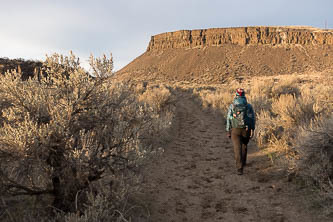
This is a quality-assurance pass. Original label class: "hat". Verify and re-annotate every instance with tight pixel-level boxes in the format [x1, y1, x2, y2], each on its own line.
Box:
[236, 88, 245, 97]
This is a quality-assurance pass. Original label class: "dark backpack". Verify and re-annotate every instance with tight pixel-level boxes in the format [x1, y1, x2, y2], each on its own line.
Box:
[231, 97, 248, 129]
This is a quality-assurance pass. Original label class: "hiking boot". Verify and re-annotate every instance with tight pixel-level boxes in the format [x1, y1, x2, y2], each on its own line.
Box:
[237, 169, 243, 175]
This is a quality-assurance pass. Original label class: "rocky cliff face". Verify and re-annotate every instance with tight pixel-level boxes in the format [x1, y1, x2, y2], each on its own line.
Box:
[118, 26, 333, 83]
[147, 27, 333, 51]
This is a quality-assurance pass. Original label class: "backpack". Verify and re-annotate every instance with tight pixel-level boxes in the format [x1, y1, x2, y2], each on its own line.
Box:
[231, 97, 248, 129]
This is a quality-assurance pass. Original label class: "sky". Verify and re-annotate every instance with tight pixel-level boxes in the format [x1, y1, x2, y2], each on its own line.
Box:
[0, 0, 332, 71]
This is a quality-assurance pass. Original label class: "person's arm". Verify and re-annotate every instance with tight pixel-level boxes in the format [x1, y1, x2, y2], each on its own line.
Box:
[247, 104, 256, 138]
[248, 104, 255, 130]
[226, 104, 233, 137]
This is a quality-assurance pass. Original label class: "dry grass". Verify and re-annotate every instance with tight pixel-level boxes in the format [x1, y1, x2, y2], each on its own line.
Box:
[193, 85, 236, 115]
[137, 83, 176, 153]
[194, 71, 333, 213]
[138, 84, 173, 112]
[295, 118, 333, 191]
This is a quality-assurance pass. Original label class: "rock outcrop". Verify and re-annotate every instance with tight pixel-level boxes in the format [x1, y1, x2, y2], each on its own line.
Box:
[117, 26, 333, 83]
[147, 26, 333, 51]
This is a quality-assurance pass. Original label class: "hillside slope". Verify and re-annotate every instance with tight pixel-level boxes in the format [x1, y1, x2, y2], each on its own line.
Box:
[116, 26, 333, 83]
[0, 58, 42, 80]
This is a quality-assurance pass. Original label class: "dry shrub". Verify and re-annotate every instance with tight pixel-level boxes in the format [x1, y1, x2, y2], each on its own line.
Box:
[194, 87, 234, 115]
[196, 72, 332, 153]
[193, 72, 333, 213]
[248, 78, 274, 96]
[247, 79, 274, 112]
[294, 117, 333, 213]
[272, 94, 313, 128]
[52, 171, 146, 222]
[301, 84, 333, 115]
[138, 85, 172, 113]
[0, 53, 173, 221]
[248, 75, 323, 149]
[137, 84, 176, 151]
[271, 75, 301, 98]
[246, 74, 333, 209]
[134, 81, 148, 94]
[255, 110, 283, 147]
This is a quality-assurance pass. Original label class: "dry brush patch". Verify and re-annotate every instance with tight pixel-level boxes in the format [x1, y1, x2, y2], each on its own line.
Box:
[137, 84, 176, 147]
[193, 73, 333, 214]
[0, 53, 175, 221]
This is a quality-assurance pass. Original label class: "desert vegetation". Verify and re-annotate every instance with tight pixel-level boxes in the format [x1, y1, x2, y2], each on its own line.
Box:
[0, 53, 175, 221]
[1, 53, 332, 221]
[195, 72, 333, 214]
[2, 25, 333, 221]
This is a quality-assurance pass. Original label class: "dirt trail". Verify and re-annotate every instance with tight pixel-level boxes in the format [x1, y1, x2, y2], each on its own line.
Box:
[139, 91, 324, 222]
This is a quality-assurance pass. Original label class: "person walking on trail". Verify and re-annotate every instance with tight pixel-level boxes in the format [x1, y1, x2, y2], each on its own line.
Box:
[226, 88, 255, 175]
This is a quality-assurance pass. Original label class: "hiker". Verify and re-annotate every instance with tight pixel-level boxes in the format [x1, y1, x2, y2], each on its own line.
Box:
[226, 88, 255, 175]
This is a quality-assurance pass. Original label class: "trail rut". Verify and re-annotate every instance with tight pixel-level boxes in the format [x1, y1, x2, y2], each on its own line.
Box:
[139, 91, 326, 222]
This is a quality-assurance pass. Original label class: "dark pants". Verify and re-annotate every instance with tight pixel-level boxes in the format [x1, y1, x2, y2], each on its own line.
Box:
[231, 128, 250, 171]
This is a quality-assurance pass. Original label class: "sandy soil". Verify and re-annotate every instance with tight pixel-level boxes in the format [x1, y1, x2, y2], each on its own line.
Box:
[138, 91, 327, 222]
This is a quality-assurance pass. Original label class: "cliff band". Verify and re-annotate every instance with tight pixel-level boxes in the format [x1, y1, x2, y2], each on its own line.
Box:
[117, 26, 333, 83]
[147, 27, 333, 51]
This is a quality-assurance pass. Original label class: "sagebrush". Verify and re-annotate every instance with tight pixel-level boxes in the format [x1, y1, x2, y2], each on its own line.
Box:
[0, 53, 175, 221]
[195, 73, 333, 213]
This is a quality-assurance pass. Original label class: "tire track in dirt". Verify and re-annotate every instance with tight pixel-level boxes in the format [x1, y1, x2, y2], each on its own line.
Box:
[139, 90, 326, 222]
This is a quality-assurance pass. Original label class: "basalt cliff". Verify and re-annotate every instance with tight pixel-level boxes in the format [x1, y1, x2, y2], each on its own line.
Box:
[117, 26, 333, 83]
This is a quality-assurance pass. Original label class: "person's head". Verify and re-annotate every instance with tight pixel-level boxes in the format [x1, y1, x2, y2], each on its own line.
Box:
[235, 88, 245, 97]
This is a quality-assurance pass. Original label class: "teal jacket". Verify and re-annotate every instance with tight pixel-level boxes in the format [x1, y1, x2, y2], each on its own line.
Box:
[226, 96, 255, 132]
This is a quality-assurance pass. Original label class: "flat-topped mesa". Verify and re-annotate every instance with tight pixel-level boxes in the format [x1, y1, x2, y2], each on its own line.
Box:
[117, 26, 333, 83]
[147, 26, 333, 51]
